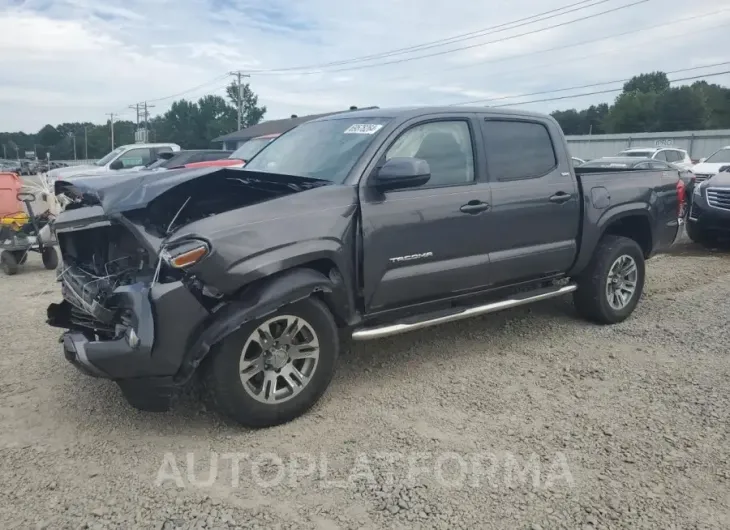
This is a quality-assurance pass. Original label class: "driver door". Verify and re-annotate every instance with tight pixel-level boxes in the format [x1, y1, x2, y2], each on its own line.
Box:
[359, 116, 493, 312]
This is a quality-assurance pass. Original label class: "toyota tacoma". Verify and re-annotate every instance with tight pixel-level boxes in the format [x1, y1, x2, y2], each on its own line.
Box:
[47, 107, 685, 427]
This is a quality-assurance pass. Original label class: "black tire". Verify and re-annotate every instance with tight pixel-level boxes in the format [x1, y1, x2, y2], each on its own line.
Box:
[1, 251, 19, 275]
[11, 251, 27, 265]
[41, 247, 58, 270]
[686, 221, 716, 247]
[573, 235, 645, 325]
[203, 297, 340, 428]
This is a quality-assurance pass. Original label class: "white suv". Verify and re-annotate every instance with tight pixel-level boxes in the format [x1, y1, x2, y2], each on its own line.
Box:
[616, 147, 693, 170]
[46, 143, 181, 181]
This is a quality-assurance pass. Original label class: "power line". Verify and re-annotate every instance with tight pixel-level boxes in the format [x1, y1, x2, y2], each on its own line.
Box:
[246, 0, 612, 73]
[145, 73, 231, 103]
[476, 70, 730, 108]
[451, 61, 730, 106]
[373, 7, 730, 86]
[248, 0, 647, 76]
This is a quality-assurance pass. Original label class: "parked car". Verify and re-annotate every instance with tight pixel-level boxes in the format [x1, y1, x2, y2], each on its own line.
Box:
[687, 167, 730, 245]
[691, 146, 730, 183]
[616, 147, 694, 170]
[228, 133, 280, 165]
[141, 150, 233, 171]
[48, 107, 683, 427]
[46, 143, 181, 181]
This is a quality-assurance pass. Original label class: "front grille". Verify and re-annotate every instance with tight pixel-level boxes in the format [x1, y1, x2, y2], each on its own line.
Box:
[694, 173, 714, 182]
[707, 188, 730, 211]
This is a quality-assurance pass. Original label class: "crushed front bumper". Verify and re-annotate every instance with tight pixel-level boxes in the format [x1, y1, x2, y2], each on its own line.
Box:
[49, 279, 209, 411]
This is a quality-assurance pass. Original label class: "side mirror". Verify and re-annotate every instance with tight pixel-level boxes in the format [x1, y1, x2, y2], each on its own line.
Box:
[699, 158, 707, 164]
[374, 157, 430, 191]
[109, 160, 124, 170]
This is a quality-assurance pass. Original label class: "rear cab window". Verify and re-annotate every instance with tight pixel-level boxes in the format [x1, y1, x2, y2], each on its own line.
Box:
[480, 119, 557, 180]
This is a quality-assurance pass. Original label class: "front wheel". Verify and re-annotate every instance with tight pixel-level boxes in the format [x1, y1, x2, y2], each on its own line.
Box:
[574, 235, 645, 324]
[203, 297, 340, 428]
[1, 251, 19, 275]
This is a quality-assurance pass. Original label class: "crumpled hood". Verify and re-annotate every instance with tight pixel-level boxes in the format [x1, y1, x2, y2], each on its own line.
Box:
[54, 166, 328, 214]
[692, 162, 730, 175]
[47, 164, 103, 180]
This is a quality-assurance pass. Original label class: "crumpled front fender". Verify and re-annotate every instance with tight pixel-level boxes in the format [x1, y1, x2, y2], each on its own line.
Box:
[175, 267, 349, 381]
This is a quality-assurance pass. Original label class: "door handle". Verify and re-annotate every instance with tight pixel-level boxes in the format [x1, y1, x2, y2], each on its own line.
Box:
[550, 192, 572, 204]
[460, 201, 490, 214]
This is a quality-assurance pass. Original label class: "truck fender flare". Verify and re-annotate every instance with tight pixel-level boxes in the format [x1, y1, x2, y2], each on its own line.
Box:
[175, 268, 347, 381]
[569, 203, 653, 277]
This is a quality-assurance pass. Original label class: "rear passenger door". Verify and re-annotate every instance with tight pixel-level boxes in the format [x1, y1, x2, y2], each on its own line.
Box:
[480, 117, 579, 285]
[360, 115, 493, 312]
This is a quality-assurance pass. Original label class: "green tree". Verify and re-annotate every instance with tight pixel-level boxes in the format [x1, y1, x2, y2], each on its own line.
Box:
[654, 86, 707, 131]
[604, 91, 660, 133]
[582, 103, 609, 134]
[551, 109, 585, 135]
[691, 81, 730, 129]
[225, 82, 267, 128]
[623, 72, 670, 94]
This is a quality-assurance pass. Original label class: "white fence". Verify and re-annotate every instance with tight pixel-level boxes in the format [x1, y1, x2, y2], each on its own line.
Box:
[566, 129, 730, 161]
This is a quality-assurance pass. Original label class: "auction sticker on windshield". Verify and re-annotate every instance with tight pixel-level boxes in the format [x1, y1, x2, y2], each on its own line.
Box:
[344, 124, 384, 135]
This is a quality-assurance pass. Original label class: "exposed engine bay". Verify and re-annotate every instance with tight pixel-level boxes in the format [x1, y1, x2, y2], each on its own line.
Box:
[52, 169, 325, 337]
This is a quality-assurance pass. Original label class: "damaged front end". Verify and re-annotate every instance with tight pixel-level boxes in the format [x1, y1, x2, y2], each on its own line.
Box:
[48, 167, 321, 411]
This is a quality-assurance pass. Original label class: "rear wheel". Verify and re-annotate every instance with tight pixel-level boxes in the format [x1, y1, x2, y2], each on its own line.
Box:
[203, 297, 339, 428]
[11, 251, 27, 265]
[574, 235, 645, 324]
[1, 251, 19, 275]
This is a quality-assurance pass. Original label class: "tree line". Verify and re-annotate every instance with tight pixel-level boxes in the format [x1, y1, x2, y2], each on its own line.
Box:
[0, 82, 266, 161]
[2, 72, 729, 160]
[550, 72, 730, 135]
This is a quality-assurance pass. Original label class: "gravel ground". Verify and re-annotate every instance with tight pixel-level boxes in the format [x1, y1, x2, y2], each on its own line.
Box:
[1, 239, 729, 530]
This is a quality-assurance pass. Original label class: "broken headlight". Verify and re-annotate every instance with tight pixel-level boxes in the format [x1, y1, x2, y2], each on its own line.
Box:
[161, 239, 210, 269]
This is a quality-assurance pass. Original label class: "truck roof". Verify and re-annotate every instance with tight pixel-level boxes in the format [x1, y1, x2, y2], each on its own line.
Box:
[309, 106, 555, 122]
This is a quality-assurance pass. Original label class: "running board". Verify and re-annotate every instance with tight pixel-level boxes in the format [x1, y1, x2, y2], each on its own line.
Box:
[351, 284, 577, 341]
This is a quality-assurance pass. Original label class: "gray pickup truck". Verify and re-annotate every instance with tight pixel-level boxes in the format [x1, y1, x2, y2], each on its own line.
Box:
[48, 107, 684, 427]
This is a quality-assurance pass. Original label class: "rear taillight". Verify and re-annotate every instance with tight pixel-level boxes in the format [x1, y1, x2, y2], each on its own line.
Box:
[676, 179, 686, 217]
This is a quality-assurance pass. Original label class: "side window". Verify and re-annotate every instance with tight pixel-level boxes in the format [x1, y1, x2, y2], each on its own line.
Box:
[654, 150, 668, 161]
[482, 120, 557, 180]
[649, 161, 669, 169]
[118, 148, 152, 168]
[385, 121, 475, 187]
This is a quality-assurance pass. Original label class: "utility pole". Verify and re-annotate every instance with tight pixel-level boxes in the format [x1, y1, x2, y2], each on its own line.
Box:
[143, 102, 155, 130]
[84, 126, 88, 159]
[129, 103, 141, 130]
[68, 132, 77, 161]
[2, 144, 6, 159]
[229, 71, 250, 130]
[106, 112, 115, 149]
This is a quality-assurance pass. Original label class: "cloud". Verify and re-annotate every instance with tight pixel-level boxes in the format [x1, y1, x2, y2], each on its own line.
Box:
[0, 0, 726, 132]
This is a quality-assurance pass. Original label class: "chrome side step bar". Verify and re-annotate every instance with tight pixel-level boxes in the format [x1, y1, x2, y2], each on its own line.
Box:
[351, 284, 577, 341]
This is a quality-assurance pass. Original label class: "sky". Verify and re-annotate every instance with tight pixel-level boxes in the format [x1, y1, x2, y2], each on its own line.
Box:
[1, 0, 730, 133]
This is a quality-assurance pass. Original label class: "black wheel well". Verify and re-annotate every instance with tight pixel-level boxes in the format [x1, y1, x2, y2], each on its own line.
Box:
[603, 215, 652, 257]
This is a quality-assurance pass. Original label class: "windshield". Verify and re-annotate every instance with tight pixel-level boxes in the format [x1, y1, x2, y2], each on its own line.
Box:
[231, 137, 276, 161]
[618, 150, 653, 158]
[95, 146, 125, 166]
[244, 117, 391, 182]
[704, 148, 730, 164]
